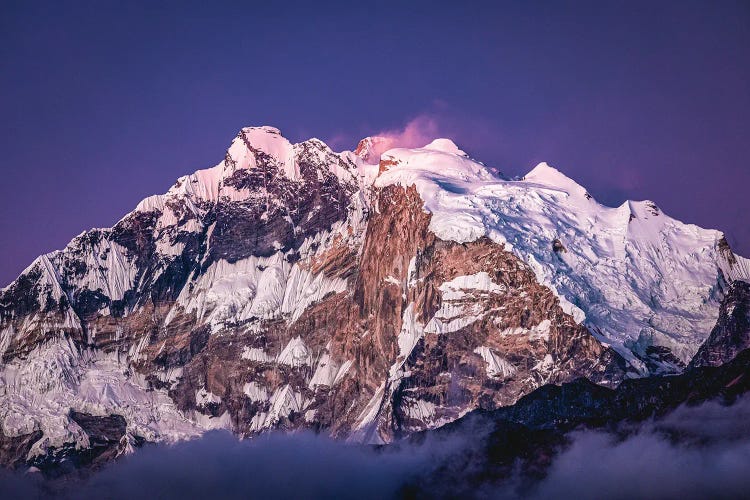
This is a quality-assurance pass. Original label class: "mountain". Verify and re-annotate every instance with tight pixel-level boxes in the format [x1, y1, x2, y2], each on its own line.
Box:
[1, 126, 748, 470]
[689, 280, 750, 369]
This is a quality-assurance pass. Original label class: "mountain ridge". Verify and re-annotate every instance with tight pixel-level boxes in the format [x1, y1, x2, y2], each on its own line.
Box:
[1, 125, 748, 470]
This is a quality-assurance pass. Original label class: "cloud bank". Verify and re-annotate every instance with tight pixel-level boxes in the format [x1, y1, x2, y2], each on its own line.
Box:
[2, 397, 749, 499]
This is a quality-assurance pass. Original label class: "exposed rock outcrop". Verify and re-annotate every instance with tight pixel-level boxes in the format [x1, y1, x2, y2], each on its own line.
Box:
[690, 280, 750, 368]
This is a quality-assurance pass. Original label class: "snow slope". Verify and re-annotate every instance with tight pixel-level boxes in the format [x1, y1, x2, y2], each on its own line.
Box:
[376, 142, 750, 370]
[0, 336, 204, 459]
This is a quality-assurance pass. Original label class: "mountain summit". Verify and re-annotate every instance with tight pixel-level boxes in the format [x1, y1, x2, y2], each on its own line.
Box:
[1, 126, 748, 468]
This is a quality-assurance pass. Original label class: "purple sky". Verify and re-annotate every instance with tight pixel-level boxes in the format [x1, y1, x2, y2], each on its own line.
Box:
[1, 0, 749, 286]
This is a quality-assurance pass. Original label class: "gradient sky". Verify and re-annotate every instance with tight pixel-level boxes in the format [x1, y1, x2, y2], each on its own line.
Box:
[1, 0, 749, 286]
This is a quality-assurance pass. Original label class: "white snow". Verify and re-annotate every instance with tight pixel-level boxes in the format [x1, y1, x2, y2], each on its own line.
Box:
[0, 338, 204, 458]
[333, 359, 353, 385]
[534, 353, 555, 372]
[349, 382, 388, 445]
[473, 346, 517, 379]
[172, 252, 347, 331]
[402, 398, 437, 420]
[422, 138, 467, 156]
[309, 350, 336, 388]
[230, 126, 299, 180]
[240, 347, 273, 363]
[3, 125, 749, 453]
[191, 410, 232, 431]
[0, 256, 81, 358]
[424, 272, 504, 334]
[494, 320, 553, 342]
[57, 237, 138, 303]
[384, 275, 401, 286]
[277, 337, 312, 367]
[397, 304, 425, 362]
[250, 385, 304, 431]
[309, 350, 353, 389]
[195, 387, 222, 406]
[375, 145, 745, 367]
[242, 382, 268, 402]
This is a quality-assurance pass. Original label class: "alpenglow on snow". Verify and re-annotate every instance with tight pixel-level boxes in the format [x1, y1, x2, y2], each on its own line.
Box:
[1, 125, 748, 457]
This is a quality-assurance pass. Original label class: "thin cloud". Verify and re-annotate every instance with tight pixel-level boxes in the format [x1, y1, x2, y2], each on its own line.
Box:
[375, 115, 443, 149]
[353, 115, 445, 161]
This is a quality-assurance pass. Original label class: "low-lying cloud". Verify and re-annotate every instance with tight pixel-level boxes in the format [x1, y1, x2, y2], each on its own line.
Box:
[529, 429, 750, 500]
[527, 397, 750, 500]
[3, 396, 749, 499]
[0, 428, 474, 500]
[87, 432, 429, 499]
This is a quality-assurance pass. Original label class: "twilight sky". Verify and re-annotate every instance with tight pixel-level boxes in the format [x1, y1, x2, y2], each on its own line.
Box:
[1, 0, 748, 286]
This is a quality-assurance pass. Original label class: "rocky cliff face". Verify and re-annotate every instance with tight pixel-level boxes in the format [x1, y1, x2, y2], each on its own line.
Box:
[689, 280, 750, 369]
[0, 126, 747, 470]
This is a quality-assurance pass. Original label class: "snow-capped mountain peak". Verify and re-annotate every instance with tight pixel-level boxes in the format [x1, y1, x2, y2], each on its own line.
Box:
[523, 162, 592, 199]
[421, 138, 467, 156]
[226, 126, 299, 180]
[1, 125, 749, 466]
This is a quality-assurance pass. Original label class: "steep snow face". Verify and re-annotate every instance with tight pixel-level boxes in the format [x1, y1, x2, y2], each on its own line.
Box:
[170, 251, 348, 331]
[136, 126, 305, 214]
[0, 336, 205, 458]
[227, 126, 299, 180]
[53, 233, 138, 303]
[473, 346, 517, 379]
[376, 146, 748, 369]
